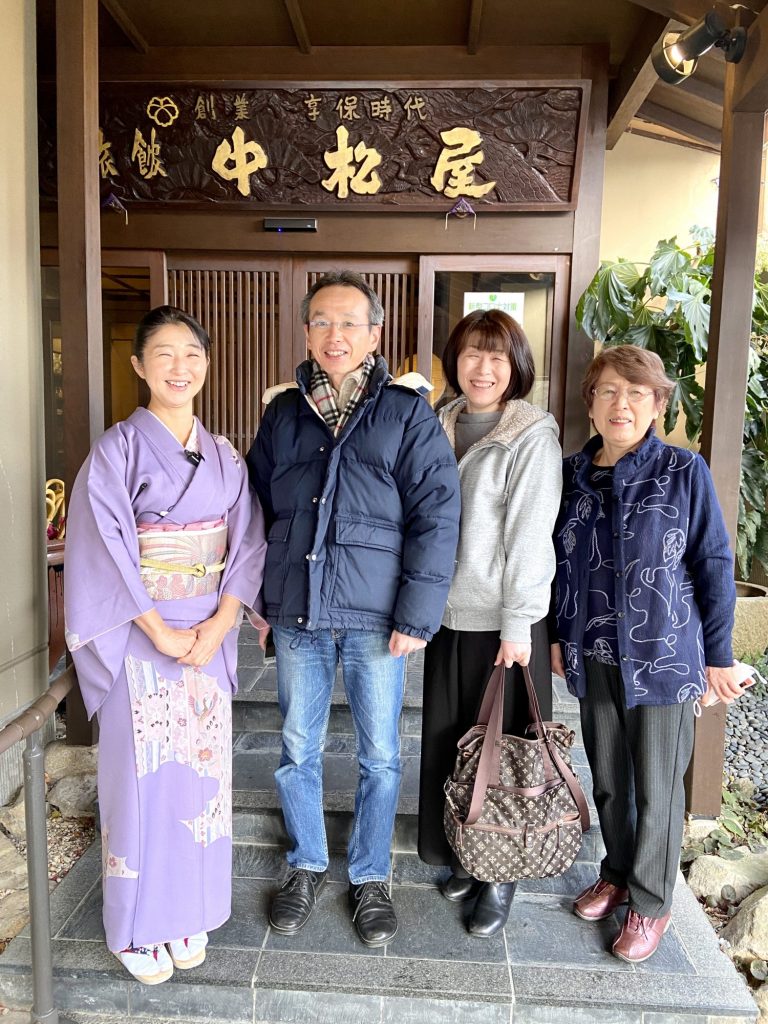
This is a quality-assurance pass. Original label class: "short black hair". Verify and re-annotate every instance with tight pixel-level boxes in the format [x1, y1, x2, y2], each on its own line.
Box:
[442, 309, 535, 402]
[133, 306, 211, 361]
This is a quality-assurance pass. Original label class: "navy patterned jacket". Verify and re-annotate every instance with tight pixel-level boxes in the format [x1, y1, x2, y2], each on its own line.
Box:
[553, 429, 736, 708]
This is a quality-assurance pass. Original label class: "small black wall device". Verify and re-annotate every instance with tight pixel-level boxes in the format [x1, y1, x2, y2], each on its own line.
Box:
[263, 218, 318, 232]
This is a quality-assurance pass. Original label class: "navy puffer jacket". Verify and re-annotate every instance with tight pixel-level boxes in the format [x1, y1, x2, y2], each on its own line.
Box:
[246, 356, 460, 639]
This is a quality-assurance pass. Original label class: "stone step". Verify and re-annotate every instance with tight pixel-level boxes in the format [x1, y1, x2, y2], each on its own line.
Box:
[234, 642, 583, 741]
[0, 841, 758, 1024]
[231, 733, 604, 863]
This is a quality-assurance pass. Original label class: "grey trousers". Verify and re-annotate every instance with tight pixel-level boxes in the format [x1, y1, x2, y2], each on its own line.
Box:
[580, 660, 695, 917]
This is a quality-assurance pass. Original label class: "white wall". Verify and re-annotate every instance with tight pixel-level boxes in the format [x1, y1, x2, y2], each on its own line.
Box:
[600, 132, 720, 265]
[0, 0, 48, 794]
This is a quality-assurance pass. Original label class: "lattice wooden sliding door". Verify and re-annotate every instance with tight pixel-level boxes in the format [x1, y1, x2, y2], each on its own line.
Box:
[167, 257, 292, 452]
[295, 260, 419, 376]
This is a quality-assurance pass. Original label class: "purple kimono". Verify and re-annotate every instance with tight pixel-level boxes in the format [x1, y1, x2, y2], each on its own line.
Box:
[64, 408, 266, 952]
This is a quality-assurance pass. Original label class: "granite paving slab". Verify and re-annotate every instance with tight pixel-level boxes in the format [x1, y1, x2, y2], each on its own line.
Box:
[0, 840, 757, 1023]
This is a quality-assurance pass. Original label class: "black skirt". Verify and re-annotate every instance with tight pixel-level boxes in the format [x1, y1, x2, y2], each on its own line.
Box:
[417, 621, 553, 866]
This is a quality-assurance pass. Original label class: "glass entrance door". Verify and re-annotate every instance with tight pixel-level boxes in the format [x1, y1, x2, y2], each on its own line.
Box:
[417, 255, 570, 421]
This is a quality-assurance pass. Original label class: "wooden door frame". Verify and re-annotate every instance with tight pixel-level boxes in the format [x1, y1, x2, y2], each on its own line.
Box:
[417, 253, 571, 424]
[101, 249, 168, 308]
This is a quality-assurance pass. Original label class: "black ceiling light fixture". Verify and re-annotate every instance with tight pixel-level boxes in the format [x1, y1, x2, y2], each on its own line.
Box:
[651, 11, 747, 85]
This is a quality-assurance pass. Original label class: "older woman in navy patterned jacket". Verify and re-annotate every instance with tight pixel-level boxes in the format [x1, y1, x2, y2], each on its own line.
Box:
[550, 345, 745, 965]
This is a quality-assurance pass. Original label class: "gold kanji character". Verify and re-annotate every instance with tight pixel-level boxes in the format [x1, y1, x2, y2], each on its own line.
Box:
[404, 95, 427, 121]
[304, 94, 321, 121]
[98, 128, 118, 178]
[370, 97, 392, 121]
[195, 94, 217, 120]
[335, 95, 360, 120]
[430, 127, 495, 199]
[321, 125, 382, 199]
[211, 126, 268, 197]
[233, 94, 250, 120]
[131, 127, 166, 180]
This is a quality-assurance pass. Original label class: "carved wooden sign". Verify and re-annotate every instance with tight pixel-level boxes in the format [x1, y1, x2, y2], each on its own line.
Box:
[41, 84, 590, 211]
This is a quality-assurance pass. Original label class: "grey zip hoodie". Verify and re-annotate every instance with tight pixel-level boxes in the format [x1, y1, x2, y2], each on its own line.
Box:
[439, 397, 562, 643]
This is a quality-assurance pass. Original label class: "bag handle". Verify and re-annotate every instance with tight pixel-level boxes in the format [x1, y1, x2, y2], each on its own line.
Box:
[465, 663, 590, 833]
[466, 664, 505, 826]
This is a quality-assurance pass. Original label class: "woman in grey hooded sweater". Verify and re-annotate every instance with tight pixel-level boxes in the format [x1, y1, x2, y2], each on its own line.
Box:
[418, 309, 562, 937]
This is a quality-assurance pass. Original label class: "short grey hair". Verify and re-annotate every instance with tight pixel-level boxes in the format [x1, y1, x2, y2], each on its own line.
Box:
[299, 270, 385, 326]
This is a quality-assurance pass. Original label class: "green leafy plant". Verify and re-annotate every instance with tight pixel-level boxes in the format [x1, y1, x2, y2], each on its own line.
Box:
[681, 781, 768, 870]
[576, 227, 768, 579]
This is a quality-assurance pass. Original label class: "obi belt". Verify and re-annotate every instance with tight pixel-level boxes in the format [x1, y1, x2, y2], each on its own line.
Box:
[138, 520, 227, 600]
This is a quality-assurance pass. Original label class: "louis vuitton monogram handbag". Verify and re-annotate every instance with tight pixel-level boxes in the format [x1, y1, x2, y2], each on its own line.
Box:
[444, 663, 590, 883]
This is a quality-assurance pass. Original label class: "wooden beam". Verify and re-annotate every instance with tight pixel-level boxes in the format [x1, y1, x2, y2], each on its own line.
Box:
[607, 13, 676, 149]
[679, 73, 723, 108]
[637, 98, 722, 145]
[563, 45, 609, 453]
[733, 2, 768, 111]
[57, 0, 103, 747]
[626, 121, 720, 152]
[625, 0, 729, 27]
[284, 0, 311, 55]
[100, 0, 148, 54]
[690, 65, 764, 816]
[467, 0, 484, 55]
[99, 44, 586, 82]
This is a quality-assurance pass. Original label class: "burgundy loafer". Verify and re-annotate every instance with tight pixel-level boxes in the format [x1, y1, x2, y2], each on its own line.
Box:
[573, 878, 629, 921]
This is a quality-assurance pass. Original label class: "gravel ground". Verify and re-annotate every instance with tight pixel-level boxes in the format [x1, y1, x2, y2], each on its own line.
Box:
[724, 685, 768, 806]
[0, 813, 95, 955]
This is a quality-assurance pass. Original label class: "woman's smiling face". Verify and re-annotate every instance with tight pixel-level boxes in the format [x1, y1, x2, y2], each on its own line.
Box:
[131, 322, 208, 414]
[456, 333, 512, 414]
[589, 368, 661, 455]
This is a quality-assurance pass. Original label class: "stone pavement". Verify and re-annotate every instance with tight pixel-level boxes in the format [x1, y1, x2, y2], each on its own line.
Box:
[0, 632, 759, 1024]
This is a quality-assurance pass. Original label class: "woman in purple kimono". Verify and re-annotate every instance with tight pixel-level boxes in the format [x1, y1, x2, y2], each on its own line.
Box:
[64, 306, 266, 985]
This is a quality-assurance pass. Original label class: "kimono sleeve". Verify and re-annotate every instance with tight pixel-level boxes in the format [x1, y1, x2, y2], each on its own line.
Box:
[218, 449, 268, 627]
[64, 434, 155, 654]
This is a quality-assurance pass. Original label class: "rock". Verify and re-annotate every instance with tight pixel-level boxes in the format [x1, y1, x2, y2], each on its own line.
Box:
[732, 778, 757, 800]
[720, 884, 768, 961]
[44, 740, 98, 783]
[755, 981, 768, 1023]
[46, 774, 97, 819]
[0, 789, 26, 840]
[0, 888, 30, 942]
[0, 834, 27, 890]
[686, 818, 718, 842]
[688, 852, 768, 904]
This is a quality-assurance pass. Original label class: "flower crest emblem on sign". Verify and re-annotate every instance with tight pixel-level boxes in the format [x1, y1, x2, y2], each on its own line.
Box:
[146, 96, 180, 128]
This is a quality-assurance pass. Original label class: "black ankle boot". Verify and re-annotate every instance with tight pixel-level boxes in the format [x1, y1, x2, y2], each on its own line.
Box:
[468, 881, 517, 937]
[440, 873, 481, 902]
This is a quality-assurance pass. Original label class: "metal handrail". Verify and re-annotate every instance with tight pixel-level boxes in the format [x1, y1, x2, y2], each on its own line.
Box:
[0, 664, 77, 1024]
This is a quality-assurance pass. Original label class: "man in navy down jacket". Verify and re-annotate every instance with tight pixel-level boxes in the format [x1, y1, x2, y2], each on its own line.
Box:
[247, 270, 460, 947]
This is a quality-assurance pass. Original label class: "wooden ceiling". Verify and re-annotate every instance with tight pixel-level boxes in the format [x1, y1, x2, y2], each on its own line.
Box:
[37, 0, 768, 153]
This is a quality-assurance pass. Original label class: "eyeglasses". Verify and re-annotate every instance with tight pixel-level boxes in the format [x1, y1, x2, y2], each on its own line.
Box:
[592, 385, 655, 403]
[307, 320, 372, 332]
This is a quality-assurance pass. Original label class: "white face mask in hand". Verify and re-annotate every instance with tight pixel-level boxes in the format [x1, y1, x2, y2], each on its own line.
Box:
[699, 660, 764, 710]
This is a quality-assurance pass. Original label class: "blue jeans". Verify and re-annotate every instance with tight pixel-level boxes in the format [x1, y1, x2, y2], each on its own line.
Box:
[272, 626, 405, 884]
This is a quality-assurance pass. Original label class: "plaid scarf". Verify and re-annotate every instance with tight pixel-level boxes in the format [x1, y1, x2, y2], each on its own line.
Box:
[310, 354, 375, 437]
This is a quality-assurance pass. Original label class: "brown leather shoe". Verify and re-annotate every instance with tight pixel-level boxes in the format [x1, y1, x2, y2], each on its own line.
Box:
[573, 878, 629, 921]
[612, 909, 671, 963]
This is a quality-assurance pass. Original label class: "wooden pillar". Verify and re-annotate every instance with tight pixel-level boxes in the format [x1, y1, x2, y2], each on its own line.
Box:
[56, 0, 103, 745]
[687, 65, 764, 816]
[563, 45, 609, 451]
